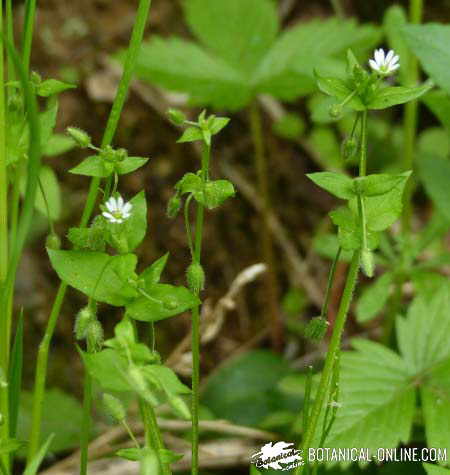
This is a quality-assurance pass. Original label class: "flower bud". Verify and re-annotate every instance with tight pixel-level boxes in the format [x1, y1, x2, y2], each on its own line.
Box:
[45, 233, 61, 250]
[361, 248, 375, 278]
[167, 194, 182, 218]
[329, 104, 342, 119]
[86, 319, 104, 351]
[186, 262, 205, 294]
[30, 71, 42, 85]
[168, 108, 187, 125]
[67, 127, 91, 148]
[304, 316, 329, 342]
[342, 136, 357, 161]
[103, 393, 126, 422]
[74, 306, 95, 340]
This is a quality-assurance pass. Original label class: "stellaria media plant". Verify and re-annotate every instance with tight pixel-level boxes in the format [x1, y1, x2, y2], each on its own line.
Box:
[296, 47, 432, 473]
[166, 108, 235, 474]
[131, 0, 381, 351]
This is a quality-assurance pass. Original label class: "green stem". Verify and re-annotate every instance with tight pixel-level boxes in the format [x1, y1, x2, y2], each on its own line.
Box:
[295, 251, 360, 473]
[6, 0, 14, 82]
[330, 0, 345, 18]
[401, 0, 423, 234]
[140, 400, 171, 475]
[190, 142, 210, 475]
[0, 0, 10, 467]
[27, 0, 153, 460]
[22, 0, 37, 72]
[320, 247, 341, 319]
[79, 353, 93, 475]
[249, 101, 282, 351]
[358, 111, 367, 177]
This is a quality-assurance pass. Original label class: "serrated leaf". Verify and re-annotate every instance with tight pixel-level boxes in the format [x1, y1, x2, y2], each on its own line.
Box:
[403, 24, 450, 95]
[307, 172, 354, 200]
[356, 271, 394, 323]
[140, 253, 169, 286]
[418, 155, 450, 222]
[368, 82, 433, 110]
[325, 339, 415, 462]
[69, 155, 114, 177]
[126, 284, 200, 322]
[48, 250, 138, 306]
[183, 0, 278, 74]
[37, 79, 75, 97]
[134, 37, 250, 110]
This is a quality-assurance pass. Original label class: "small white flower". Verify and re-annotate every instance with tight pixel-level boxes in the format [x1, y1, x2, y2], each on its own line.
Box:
[369, 48, 400, 76]
[102, 195, 132, 224]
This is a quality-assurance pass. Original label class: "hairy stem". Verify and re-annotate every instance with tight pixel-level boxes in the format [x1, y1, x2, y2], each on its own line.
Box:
[27, 0, 153, 461]
[190, 142, 210, 475]
[79, 354, 93, 475]
[249, 101, 282, 351]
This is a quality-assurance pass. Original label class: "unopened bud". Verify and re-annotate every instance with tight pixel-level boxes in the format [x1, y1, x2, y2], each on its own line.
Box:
[46, 233, 61, 250]
[103, 393, 126, 422]
[329, 104, 342, 119]
[304, 316, 329, 342]
[74, 306, 95, 340]
[168, 108, 187, 125]
[167, 194, 182, 218]
[67, 127, 91, 148]
[31, 71, 42, 85]
[86, 319, 104, 351]
[186, 262, 205, 294]
[361, 248, 375, 278]
[342, 136, 357, 160]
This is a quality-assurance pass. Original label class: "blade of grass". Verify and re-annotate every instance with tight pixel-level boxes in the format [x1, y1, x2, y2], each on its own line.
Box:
[27, 0, 153, 461]
[8, 310, 24, 438]
[23, 434, 54, 475]
[22, 0, 37, 72]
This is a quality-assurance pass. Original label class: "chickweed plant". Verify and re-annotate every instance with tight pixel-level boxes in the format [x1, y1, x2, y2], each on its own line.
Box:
[296, 47, 432, 472]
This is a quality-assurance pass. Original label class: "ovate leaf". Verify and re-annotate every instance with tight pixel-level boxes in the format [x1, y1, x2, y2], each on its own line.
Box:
[356, 271, 394, 323]
[116, 156, 149, 175]
[368, 82, 433, 110]
[69, 155, 113, 177]
[140, 253, 170, 286]
[37, 79, 75, 97]
[422, 90, 450, 131]
[48, 250, 138, 306]
[123, 191, 147, 252]
[307, 172, 354, 200]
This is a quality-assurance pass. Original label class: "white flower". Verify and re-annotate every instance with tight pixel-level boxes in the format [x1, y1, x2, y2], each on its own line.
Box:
[102, 195, 132, 224]
[369, 48, 400, 76]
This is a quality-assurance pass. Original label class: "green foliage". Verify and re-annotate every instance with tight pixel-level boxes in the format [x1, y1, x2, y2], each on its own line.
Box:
[202, 350, 292, 426]
[324, 284, 450, 464]
[133, 0, 379, 111]
[23, 434, 54, 475]
[424, 464, 450, 475]
[403, 24, 450, 94]
[18, 389, 83, 454]
[356, 271, 394, 323]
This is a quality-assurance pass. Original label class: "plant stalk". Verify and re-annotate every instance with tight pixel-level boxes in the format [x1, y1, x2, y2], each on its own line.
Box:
[190, 142, 210, 475]
[27, 0, 153, 461]
[249, 101, 282, 351]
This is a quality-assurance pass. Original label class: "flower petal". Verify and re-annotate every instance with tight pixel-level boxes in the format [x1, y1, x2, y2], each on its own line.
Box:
[385, 49, 394, 63]
[369, 59, 379, 71]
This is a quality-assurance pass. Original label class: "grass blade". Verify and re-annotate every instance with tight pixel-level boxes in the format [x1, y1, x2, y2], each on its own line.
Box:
[23, 434, 54, 475]
[8, 310, 24, 438]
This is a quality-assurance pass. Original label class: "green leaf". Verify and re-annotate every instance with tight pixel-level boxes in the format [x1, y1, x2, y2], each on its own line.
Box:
[183, 0, 278, 74]
[116, 156, 149, 175]
[83, 349, 132, 392]
[422, 90, 450, 131]
[424, 463, 450, 475]
[403, 24, 450, 94]
[356, 271, 394, 323]
[315, 74, 365, 111]
[142, 365, 190, 396]
[418, 155, 450, 222]
[209, 117, 230, 135]
[307, 172, 354, 200]
[48, 250, 138, 306]
[69, 155, 114, 177]
[202, 350, 291, 426]
[134, 37, 250, 110]
[116, 447, 143, 461]
[122, 191, 147, 252]
[421, 360, 450, 464]
[36, 79, 76, 97]
[40, 98, 58, 146]
[140, 253, 169, 286]
[175, 172, 202, 194]
[195, 179, 236, 209]
[44, 134, 76, 157]
[0, 439, 25, 455]
[272, 113, 305, 141]
[23, 434, 55, 475]
[126, 284, 200, 322]
[36, 166, 61, 220]
[367, 82, 433, 110]
[325, 339, 415, 460]
[68, 220, 106, 252]
[396, 285, 450, 374]
[18, 389, 83, 454]
[355, 172, 411, 197]
[254, 19, 379, 101]
[177, 126, 203, 144]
